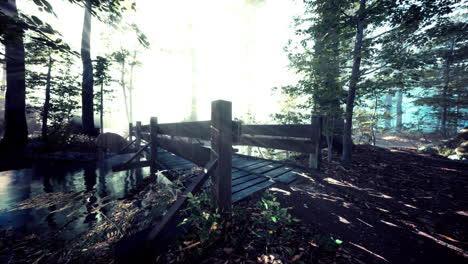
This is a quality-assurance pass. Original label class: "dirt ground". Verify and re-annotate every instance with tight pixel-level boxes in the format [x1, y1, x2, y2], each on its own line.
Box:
[271, 145, 467, 263]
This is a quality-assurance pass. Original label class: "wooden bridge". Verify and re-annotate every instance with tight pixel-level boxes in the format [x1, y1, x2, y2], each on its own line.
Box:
[113, 100, 342, 241]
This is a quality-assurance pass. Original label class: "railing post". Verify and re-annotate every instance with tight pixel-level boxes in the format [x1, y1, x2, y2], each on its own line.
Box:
[128, 123, 133, 142]
[210, 100, 232, 213]
[136, 121, 142, 161]
[309, 116, 322, 170]
[150, 117, 158, 174]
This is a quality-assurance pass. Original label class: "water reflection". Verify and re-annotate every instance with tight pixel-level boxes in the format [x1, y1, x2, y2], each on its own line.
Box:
[0, 154, 151, 237]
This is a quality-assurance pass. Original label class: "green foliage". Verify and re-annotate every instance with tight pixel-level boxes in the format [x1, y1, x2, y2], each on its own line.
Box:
[25, 35, 81, 132]
[250, 192, 297, 244]
[178, 191, 224, 246]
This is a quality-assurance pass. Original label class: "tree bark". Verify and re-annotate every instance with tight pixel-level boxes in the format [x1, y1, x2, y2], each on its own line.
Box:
[396, 88, 403, 131]
[100, 82, 103, 134]
[120, 55, 129, 124]
[80, 0, 95, 136]
[342, 0, 366, 163]
[129, 51, 136, 124]
[440, 39, 455, 138]
[384, 92, 392, 130]
[1, 57, 6, 91]
[1, 0, 28, 148]
[42, 55, 53, 140]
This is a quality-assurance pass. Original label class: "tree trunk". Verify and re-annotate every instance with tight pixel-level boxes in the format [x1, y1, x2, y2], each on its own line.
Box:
[440, 39, 455, 138]
[342, 0, 366, 163]
[0, 0, 28, 148]
[42, 55, 53, 141]
[189, 46, 198, 121]
[100, 82, 104, 134]
[120, 55, 129, 124]
[384, 92, 392, 130]
[396, 88, 403, 131]
[129, 52, 135, 124]
[80, 0, 95, 136]
[1, 57, 6, 91]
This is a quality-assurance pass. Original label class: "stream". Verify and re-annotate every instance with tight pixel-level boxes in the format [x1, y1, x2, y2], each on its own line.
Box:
[0, 154, 151, 240]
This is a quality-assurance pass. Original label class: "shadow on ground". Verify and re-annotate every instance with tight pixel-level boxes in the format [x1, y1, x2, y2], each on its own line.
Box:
[270, 145, 467, 264]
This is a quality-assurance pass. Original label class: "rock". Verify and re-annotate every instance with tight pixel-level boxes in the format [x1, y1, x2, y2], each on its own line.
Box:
[448, 154, 461, 160]
[418, 146, 438, 154]
[95, 133, 127, 153]
[455, 141, 468, 159]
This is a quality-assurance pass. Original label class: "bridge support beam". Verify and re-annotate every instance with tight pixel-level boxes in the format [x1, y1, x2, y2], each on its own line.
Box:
[135, 121, 142, 161]
[150, 117, 158, 174]
[211, 100, 232, 213]
[309, 116, 322, 170]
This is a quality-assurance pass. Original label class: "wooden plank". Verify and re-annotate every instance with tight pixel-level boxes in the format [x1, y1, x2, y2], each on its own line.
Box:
[166, 163, 196, 170]
[262, 165, 295, 178]
[135, 121, 142, 162]
[240, 160, 274, 171]
[129, 123, 134, 142]
[140, 124, 150, 133]
[242, 124, 314, 138]
[272, 169, 304, 184]
[156, 137, 210, 167]
[237, 135, 316, 153]
[163, 159, 194, 168]
[163, 158, 194, 167]
[241, 119, 343, 138]
[232, 177, 268, 193]
[150, 117, 158, 173]
[309, 116, 322, 170]
[120, 142, 151, 167]
[147, 158, 218, 242]
[118, 138, 136, 154]
[158, 121, 211, 140]
[232, 180, 275, 203]
[232, 174, 258, 186]
[141, 132, 150, 142]
[112, 160, 151, 172]
[232, 158, 266, 168]
[210, 100, 232, 212]
[250, 162, 284, 174]
[232, 170, 252, 180]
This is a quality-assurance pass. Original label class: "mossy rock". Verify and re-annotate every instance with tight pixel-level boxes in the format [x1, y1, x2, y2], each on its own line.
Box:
[418, 146, 439, 154]
[455, 141, 468, 158]
[96, 133, 127, 153]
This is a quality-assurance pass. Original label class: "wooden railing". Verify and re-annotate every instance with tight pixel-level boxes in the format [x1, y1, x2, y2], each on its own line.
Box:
[119, 100, 343, 242]
[124, 100, 343, 210]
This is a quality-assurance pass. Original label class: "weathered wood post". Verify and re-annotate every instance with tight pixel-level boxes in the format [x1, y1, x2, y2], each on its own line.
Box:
[150, 117, 158, 174]
[135, 121, 142, 161]
[210, 100, 232, 212]
[309, 116, 322, 170]
[128, 123, 133, 142]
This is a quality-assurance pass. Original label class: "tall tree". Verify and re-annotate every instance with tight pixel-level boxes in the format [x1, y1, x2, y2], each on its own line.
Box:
[80, 0, 95, 135]
[42, 54, 53, 140]
[0, 0, 27, 148]
[396, 89, 403, 131]
[94, 55, 112, 134]
[413, 20, 468, 137]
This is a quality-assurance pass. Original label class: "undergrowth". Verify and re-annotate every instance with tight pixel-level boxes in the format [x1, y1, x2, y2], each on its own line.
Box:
[156, 191, 344, 264]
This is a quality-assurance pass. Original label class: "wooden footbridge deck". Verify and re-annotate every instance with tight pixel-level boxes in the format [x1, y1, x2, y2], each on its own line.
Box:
[157, 149, 306, 202]
[113, 100, 343, 242]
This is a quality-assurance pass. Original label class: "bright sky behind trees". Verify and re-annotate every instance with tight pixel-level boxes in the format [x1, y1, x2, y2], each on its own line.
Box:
[10, 0, 305, 133]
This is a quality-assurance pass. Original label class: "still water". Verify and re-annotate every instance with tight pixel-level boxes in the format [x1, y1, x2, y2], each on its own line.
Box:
[0, 154, 151, 238]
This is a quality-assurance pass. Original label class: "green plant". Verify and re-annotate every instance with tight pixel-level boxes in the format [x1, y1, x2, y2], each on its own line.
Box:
[178, 191, 223, 246]
[251, 192, 298, 245]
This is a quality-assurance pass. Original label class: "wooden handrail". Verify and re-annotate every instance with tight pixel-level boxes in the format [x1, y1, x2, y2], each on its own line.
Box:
[147, 158, 218, 242]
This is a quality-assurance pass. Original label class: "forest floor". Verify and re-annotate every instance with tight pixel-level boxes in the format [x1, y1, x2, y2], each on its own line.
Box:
[273, 144, 468, 263]
[1, 144, 466, 264]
